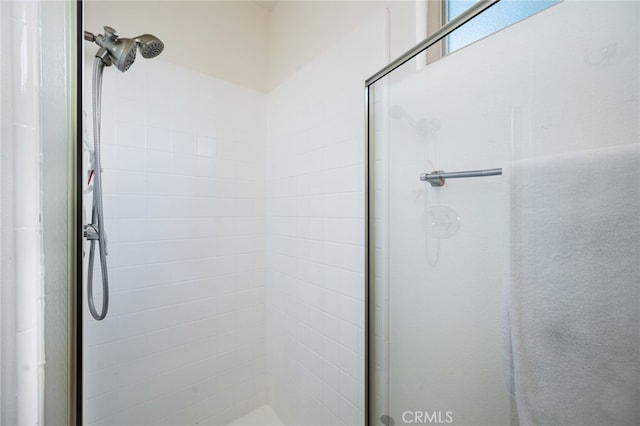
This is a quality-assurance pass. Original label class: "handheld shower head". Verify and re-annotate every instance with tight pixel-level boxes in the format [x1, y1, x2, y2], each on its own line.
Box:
[87, 26, 164, 72]
[134, 34, 165, 58]
[109, 37, 138, 72]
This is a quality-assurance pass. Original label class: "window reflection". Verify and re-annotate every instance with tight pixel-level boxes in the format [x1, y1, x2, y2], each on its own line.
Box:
[446, 0, 560, 53]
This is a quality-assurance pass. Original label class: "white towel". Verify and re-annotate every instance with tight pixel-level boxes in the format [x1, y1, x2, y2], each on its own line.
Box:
[504, 144, 640, 426]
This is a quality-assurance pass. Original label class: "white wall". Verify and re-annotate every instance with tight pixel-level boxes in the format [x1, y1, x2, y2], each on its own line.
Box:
[268, 0, 416, 89]
[265, 3, 419, 424]
[82, 1, 421, 425]
[82, 53, 268, 425]
[83, 2, 274, 424]
[85, 1, 270, 92]
[2, 0, 77, 423]
[0, 1, 44, 424]
[85, 0, 418, 92]
[266, 11, 389, 426]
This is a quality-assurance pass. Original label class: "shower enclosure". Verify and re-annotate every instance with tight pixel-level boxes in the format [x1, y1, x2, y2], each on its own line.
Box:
[8, 0, 632, 423]
[80, 0, 377, 423]
[366, 1, 639, 425]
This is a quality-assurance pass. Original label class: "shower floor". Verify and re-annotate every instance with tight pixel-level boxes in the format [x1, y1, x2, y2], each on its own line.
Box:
[227, 405, 285, 426]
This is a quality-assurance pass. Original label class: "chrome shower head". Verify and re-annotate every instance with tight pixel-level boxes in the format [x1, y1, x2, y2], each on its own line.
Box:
[86, 26, 164, 73]
[134, 34, 165, 58]
[107, 37, 137, 72]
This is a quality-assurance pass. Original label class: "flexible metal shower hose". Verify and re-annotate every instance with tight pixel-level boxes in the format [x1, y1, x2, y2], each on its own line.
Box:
[87, 57, 110, 320]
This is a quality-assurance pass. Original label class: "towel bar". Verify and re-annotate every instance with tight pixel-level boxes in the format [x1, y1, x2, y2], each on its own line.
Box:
[420, 168, 503, 187]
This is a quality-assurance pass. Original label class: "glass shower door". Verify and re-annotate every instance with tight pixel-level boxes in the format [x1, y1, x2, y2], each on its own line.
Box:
[367, 1, 639, 425]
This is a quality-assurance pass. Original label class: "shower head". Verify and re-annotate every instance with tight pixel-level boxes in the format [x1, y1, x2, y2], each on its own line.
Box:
[86, 26, 164, 73]
[134, 34, 165, 58]
[389, 104, 441, 138]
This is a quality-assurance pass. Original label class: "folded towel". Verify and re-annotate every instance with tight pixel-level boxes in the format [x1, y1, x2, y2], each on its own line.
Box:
[504, 144, 640, 426]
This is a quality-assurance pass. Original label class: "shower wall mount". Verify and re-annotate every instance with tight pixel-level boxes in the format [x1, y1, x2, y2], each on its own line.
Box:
[84, 26, 164, 320]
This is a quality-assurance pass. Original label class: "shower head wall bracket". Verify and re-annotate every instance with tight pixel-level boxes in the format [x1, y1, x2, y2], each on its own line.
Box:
[421, 171, 446, 187]
[94, 47, 113, 67]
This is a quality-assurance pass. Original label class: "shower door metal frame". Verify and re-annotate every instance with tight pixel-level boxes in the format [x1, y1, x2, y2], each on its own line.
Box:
[74, 0, 84, 423]
[363, 1, 500, 424]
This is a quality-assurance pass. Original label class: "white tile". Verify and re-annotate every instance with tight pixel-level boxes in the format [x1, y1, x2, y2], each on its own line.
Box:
[99, 143, 117, 171]
[322, 193, 363, 218]
[116, 146, 145, 171]
[116, 195, 148, 218]
[323, 243, 364, 273]
[339, 321, 359, 354]
[322, 165, 363, 194]
[340, 296, 364, 327]
[322, 313, 340, 342]
[339, 346, 359, 380]
[171, 153, 196, 176]
[339, 372, 359, 406]
[323, 337, 340, 367]
[323, 219, 363, 245]
[116, 123, 146, 148]
[172, 131, 196, 154]
[145, 102, 173, 130]
[197, 136, 217, 157]
[146, 127, 172, 151]
[323, 361, 340, 391]
[116, 97, 146, 125]
[145, 150, 172, 174]
[115, 171, 146, 195]
[339, 398, 359, 426]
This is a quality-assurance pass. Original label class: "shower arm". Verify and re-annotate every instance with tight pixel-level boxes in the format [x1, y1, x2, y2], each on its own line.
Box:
[85, 27, 118, 43]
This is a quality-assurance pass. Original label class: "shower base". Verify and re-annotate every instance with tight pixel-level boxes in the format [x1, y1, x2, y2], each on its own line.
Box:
[228, 405, 284, 426]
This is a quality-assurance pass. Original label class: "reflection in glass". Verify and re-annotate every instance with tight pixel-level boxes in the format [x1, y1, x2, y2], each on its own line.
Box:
[446, 0, 559, 53]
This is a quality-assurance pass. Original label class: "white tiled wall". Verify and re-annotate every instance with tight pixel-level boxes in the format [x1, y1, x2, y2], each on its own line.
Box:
[266, 13, 388, 426]
[83, 6, 393, 426]
[83, 56, 267, 426]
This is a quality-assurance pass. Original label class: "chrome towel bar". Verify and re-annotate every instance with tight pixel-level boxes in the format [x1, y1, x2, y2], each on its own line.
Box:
[420, 168, 503, 187]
